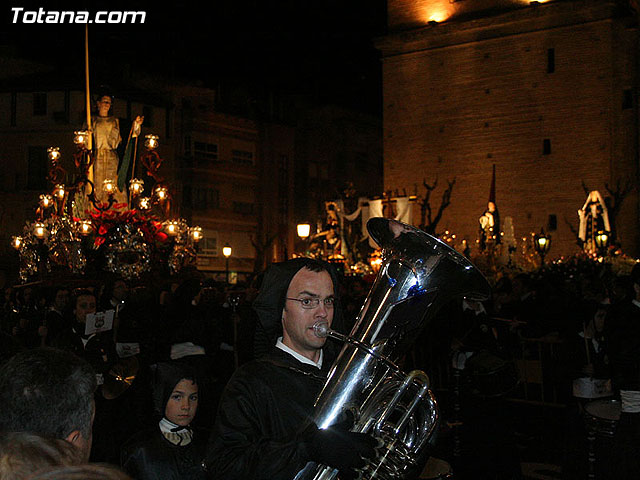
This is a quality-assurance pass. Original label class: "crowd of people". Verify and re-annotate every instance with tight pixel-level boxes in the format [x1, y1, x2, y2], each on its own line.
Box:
[0, 254, 639, 479]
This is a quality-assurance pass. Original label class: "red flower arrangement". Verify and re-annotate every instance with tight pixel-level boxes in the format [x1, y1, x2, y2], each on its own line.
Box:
[84, 204, 168, 248]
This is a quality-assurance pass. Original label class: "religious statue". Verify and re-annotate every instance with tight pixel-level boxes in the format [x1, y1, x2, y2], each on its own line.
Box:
[578, 190, 611, 253]
[478, 201, 500, 251]
[310, 201, 342, 259]
[87, 91, 143, 204]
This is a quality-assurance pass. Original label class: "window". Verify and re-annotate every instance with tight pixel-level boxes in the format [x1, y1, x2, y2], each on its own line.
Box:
[194, 141, 218, 164]
[193, 187, 219, 210]
[231, 149, 254, 166]
[33, 93, 47, 116]
[543, 139, 551, 155]
[547, 48, 555, 74]
[201, 232, 218, 256]
[233, 201, 254, 215]
[27, 147, 48, 190]
[184, 136, 192, 156]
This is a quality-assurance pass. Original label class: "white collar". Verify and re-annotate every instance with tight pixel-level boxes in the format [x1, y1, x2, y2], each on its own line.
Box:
[276, 337, 323, 369]
[632, 299, 640, 310]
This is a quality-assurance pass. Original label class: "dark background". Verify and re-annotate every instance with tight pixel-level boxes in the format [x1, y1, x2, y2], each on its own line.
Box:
[2, 0, 387, 114]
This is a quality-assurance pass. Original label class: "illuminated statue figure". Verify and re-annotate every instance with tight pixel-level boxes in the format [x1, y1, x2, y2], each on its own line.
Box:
[478, 201, 500, 251]
[578, 190, 611, 253]
[88, 91, 143, 204]
[479, 165, 501, 252]
[310, 202, 342, 259]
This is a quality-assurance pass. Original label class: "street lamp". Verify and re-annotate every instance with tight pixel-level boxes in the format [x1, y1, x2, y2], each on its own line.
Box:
[594, 230, 610, 257]
[222, 244, 232, 283]
[297, 223, 311, 239]
[533, 228, 551, 266]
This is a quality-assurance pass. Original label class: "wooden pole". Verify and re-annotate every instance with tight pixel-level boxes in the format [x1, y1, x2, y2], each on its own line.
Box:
[85, 25, 93, 182]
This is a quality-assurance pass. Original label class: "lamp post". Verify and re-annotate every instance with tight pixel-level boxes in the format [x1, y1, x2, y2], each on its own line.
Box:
[533, 228, 551, 266]
[297, 223, 311, 240]
[222, 244, 232, 283]
[594, 230, 610, 257]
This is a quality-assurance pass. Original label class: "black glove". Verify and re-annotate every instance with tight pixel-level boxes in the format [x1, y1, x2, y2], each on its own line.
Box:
[301, 416, 377, 479]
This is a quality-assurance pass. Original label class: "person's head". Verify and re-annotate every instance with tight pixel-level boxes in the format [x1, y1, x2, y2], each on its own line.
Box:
[0, 348, 97, 462]
[96, 94, 113, 117]
[28, 464, 133, 480]
[253, 258, 341, 359]
[282, 263, 335, 361]
[111, 279, 129, 303]
[0, 431, 81, 480]
[51, 288, 70, 312]
[487, 201, 496, 212]
[151, 362, 198, 427]
[72, 290, 96, 325]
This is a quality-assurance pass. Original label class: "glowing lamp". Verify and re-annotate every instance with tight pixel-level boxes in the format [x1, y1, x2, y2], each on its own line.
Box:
[33, 222, 47, 240]
[297, 223, 311, 239]
[154, 185, 168, 202]
[222, 245, 232, 258]
[129, 178, 144, 196]
[47, 147, 61, 162]
[164, 220, 180, 237]
[73, 130, 89, 146]
[595, 231, 609, 250]
[39, 194, 53, 209]
[144, 134, 159, 150]
[103, 179, 116, 196]
[189, 226, 203, 242]
[533, 228, 551, 265]
[11, 236, 22, 250]
[138, 197, 151, 210]
[53, 185, 66, 200]
[78, 220, 93, 236]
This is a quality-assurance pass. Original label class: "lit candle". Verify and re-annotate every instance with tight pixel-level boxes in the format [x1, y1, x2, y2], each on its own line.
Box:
[154, 185, 168, 202]
[79, 220, 93, 236]
[189, 226, 203, 242]
[73, 130, 89, 146]
[39, 194, 53, 209]
[103, 179, 116, 196]
[47, 147, 61, 162]
[33, 223, 47, 239]
[129, 178, 144, 196]
[164, 220, 180, 237]
[11, 236, 22, 250]
[145, 134, 159, 150]
[53, 185, 66, 200]
[138, 197, 151, 210]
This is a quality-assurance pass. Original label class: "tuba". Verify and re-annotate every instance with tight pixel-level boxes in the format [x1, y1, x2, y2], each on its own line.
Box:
[294, 218, 491, 480]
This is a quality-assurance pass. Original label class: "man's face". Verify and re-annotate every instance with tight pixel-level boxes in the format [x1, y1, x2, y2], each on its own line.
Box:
[54, 289, 70, 311]
[282, 268, 334, 361]
[112, 280, 128, 302]
[74, 295, 96, 324]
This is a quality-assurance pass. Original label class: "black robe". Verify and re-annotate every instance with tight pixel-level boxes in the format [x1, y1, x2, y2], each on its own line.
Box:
[204, 347, 331, 480]
[121, 427, 208, 480]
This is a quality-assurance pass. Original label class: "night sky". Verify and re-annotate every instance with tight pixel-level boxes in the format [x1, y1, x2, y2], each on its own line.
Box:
[2, 0, 387, 114]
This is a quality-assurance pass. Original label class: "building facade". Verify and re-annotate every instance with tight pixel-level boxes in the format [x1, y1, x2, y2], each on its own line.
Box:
[378, 0, 639, 256]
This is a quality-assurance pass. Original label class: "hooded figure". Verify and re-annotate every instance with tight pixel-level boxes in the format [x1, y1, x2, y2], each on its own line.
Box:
[121, 362, 207, 480]
[252, 257, 345, 360]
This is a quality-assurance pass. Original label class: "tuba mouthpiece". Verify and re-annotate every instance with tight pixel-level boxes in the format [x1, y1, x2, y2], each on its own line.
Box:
[312, 321, 329, 338]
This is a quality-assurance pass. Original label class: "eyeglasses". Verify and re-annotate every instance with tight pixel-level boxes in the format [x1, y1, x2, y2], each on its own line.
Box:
[286, 297, 335, 309]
